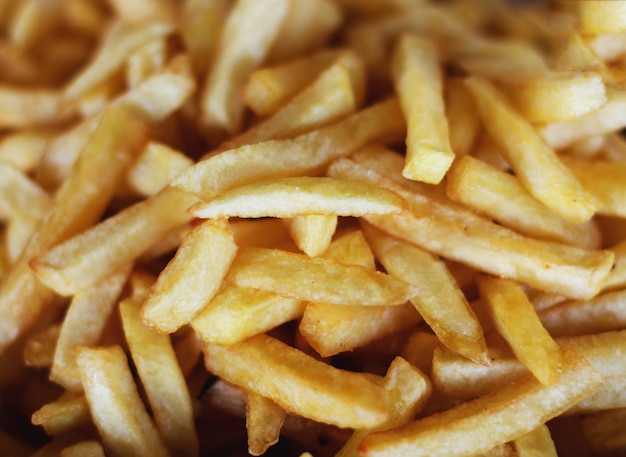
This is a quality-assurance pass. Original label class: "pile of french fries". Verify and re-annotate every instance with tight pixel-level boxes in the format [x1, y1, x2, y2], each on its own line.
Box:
[3, 0, 626, 455]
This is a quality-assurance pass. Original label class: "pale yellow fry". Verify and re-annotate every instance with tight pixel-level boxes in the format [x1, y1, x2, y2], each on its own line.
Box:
[579, 0, 626, 35]
[392, 34, 453, 184]
[342, 150, 613, 299]
[202, 333, 388, 428]
[0, 86, 74, 128]
[60, 440, 106, 457]
[51, 265, 131, 391]
[243, 48, 342, 117]
[560, 155, 626, 218]
[0, 107, 148, 353]
[362, 222, 488, 365]
[446, 155, 601, 249]
[40, 54, 195, 190]
[64, 19, 175, 101]
[337, 357, 431, 457]
[0, 162, 50, 222]
[540, 87, 626, 151]
[283, 214, 337, 257]
[191, 176, 407, 219]
[142, 219, 238, 333]
[31, 392, 90, 437]
[445, 77, 480, 157]
[224, 51, 365, 149]
[23, 323, 60, 368]
[171, 97, 405, 199]
[513, 424, 557, 457]
[227, 247, 419, 306]
[0, 130, 49, 173]
[478, 275, 563, 385]
[126, 37, 167, 88]
[200, 0, 290, 135]
[465, 76, 597, 224]
[301, 303, 421, 358]
[243, 391, 285, 456]
[502, 70, 606, 123]
[76, 345, 169, 457]
[31, 186, 197, 296]
[359, 348, 602, 457]
[191, 285, 306, 345]
[120, 299, 198, 457]
[266, 0, 341, 63]
[108, 0, 175, 25]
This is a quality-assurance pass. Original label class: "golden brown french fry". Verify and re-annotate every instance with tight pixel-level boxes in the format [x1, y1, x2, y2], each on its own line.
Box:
[60, 440, 106, 457]
[0, 130, 49, 173]
[0, 106, 148, 353]
[120, 299, 199, 457]
[23, 323, 60, 368]
[200, 0, 290, 135]
[445, 77, 480, 157]
[337, 357, 431, 457]
[362, 222, 488, 365]
[579, 0, 626, 35]
[202, 333, 388, 429]
[50, 265, 131, 391]
[513, 424, 557, 457]
[392, 34, 454, 184]
[76, 345, 169, 457]
[30, 186, 197, 296]
[243, 391, 285, 456]
[358, 348, 602, 457]
[190, 176, 408, 219]
[125, 37, 166, 88]
[171, 97, 405, 200]
[446, 155, 601, 249]
[340, 149, 613, 299]
[477, 275, 563, 386]
[465, 76, 597, 224]
[0, 86, 74, 128]
[107, 0, 175, 25]
[226, 247, 419, 307]
[142, 219, 238, 333]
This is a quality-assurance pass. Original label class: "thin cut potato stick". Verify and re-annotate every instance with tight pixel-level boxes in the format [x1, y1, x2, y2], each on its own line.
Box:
[60, 440, 106, 457]
[336, 152, 614, 299]
[120, 299, 199, 457]
[243, 391, 285, 456]
[30, 186, 197, 296]
[31, 392, 91, 437]
[512, 424, 557, 457]
[76, 345, 169, 457]
[465, 76, 598, 224]
[392, 34, 454, 184]
[358, 348, 603, 457]
[477, 275, 563, 386]
[445, 77, 480, 157]
[227, 246, 419, 307]
[0, 86, 74, 128]
[362, 222, 488, 365]
[190, 176, 408, 219]
[171, 97, 406, 200]
[200, 0, 290, 135]
[283, 214, 337, 257]
[0, 106, 149, 353]
[23, 323, 60, 368]
[202, 333, 388, 429]
[142, 219, 238, 333]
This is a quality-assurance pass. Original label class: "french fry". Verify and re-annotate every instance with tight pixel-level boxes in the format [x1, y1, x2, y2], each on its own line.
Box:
[392, 34, 454, 184]
[200, 0, 290, 135]
[335, 152, 614, 299]
[0, 130, 49, 173]
[107, 0, 175, 25]
[362, 222, 488, 365]
[60, 440, 106, 457]
[142, 219, 238, 334]
[0, 86, 74, 128]
[23, 323, 60, 368]
[243, 391, 285, 456]
[190, 176, 408, 220]
[465, 76, 597, 224]
[578, 0, 626, 35]
[446, 155, 601, 249]
[513, 424, 557, 457]
[76, 345, 169, 457]
[283, 215, 337, 257]
[202, 333, 388, 429]
[0, 106, 148, 353]
[120, 299, 199, 457]
[171, 97, 406, 200]
[50, 265, 131, 391]
[31, 391, 90, 436]
[445, 77, 480, 157]
[226, 246, 419, 307]
[31, 186, 197, 296]
[243, 48, 343, 117]
[477, 275, 563, 386]
[337, 357, 432, 457]
[358, 348, 603, 457]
